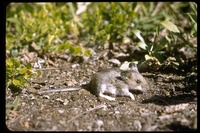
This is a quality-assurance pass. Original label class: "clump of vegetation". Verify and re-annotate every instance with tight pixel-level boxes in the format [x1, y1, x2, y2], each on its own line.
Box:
[6, 2, 196, 59]
[6, 58, 41, 91]
[132, 2, 197, 71]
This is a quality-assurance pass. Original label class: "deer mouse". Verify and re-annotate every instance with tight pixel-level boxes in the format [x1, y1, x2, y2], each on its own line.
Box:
[38, 62, 149, 101]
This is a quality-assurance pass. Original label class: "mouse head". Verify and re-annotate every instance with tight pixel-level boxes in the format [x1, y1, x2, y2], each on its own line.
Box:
[120, 63, 149, 93]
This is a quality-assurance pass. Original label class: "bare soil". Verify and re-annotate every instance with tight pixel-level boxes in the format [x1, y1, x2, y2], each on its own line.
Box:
[6, 43, 197, 131]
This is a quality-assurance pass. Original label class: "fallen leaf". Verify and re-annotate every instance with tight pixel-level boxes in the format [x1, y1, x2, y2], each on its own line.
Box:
[24, 121, 29, 128]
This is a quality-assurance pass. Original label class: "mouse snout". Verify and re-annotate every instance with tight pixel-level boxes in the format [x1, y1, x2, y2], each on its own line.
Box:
[130, 85, 147, 94]
[134, 85, 146, 92]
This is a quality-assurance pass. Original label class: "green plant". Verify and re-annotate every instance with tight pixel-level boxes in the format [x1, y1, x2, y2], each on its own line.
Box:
[133, 2, 196, 70]
[6, 55, 41, 115]
[6, 3, 93, 56]
[186, 2, 197, 37]
[6, 58, 41, 92]
[79, 2, 138, 45]
[56, 40, 93, 56]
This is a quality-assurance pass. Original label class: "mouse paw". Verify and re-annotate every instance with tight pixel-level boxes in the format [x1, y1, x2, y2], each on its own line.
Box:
[99, 93, 116, 101]
[129, 93, 135, 100]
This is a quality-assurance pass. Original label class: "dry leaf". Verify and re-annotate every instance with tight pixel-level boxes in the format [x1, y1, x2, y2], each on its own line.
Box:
[24, 121, 29, 128]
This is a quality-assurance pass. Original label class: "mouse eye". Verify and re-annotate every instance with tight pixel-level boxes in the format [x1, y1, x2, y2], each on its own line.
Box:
[136, 80, 141, 84]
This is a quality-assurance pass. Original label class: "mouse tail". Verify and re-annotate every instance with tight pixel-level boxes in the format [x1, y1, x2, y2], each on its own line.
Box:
[37, 87, 81, 94]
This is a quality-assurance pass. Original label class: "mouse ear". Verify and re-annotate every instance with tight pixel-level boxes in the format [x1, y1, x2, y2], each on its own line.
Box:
[120, 75, 128, 81]
[129, 62, 138, 71]
[120, 71, 131, 81]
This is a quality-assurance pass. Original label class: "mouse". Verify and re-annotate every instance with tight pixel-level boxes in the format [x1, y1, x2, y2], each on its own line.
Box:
[37, 62, 149, 101]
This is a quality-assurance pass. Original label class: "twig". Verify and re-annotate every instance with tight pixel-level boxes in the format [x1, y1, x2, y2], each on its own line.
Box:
[66, 104, 107, 123]
[151, 2, 163, 17]
[33, 67, 59, 71]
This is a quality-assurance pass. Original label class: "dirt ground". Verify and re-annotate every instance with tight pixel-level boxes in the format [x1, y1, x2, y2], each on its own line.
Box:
[6, 43, 197, 131]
